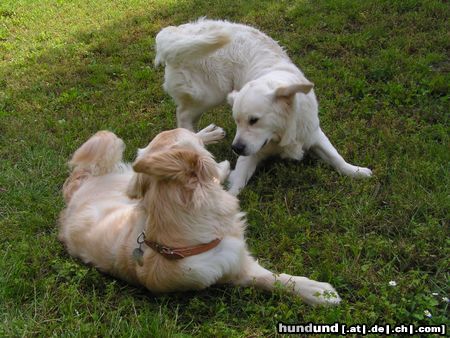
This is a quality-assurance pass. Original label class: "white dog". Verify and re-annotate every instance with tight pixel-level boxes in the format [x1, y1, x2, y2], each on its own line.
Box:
[59, 125, 340, 306]
[155, 19, 372, 195]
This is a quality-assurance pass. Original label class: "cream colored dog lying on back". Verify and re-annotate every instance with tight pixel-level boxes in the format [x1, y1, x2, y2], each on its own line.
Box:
[59, 124, 340, 306]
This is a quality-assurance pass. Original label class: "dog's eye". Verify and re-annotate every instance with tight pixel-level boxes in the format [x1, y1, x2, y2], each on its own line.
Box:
[249, 117, 259, 125]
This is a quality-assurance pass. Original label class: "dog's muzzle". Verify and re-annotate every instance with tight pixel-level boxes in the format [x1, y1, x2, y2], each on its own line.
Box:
[231, 142, 246, 156]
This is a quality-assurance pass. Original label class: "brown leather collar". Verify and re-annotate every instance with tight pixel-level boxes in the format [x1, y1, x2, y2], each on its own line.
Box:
[144, 238, 221, 260]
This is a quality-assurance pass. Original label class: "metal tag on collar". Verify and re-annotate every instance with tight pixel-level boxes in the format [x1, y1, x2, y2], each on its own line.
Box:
[132, 247, 144, 266]
[132, 232, 145, 266]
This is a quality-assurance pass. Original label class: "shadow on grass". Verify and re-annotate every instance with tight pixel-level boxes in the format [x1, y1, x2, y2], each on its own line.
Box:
[0, 0, 329, 207]
[1, 0, 312, 157]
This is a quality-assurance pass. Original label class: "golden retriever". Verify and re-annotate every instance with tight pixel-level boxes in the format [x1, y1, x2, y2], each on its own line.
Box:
[59, 124, 340, 305]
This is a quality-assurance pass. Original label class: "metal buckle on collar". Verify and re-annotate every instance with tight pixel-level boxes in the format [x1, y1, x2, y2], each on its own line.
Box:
[159, 246, 174, 255]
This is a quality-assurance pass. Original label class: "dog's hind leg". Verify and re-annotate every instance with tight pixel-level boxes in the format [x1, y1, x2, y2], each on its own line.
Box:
[174, 84, 227, 131]
[176, 95, 225, 131]
[216, 161, 231, 183]
[310, 128, 372, 178]
[233, 255, 341, 306]
[177, 104, 205, 131]
[63, 131, 125, 202]
[68, 131, 125, 176]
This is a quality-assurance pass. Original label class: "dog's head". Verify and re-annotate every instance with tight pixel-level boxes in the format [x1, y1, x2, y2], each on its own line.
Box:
[127, 128, 219, 205]
[227, 80, 313, 156]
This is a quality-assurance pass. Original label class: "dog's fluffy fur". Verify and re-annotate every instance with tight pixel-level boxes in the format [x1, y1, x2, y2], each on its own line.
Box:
[59, 125, 340, 306]
[155, 19, 372, 194]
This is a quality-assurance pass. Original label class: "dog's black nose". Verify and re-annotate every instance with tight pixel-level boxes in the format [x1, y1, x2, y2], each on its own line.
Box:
[232, 142, 246, 155]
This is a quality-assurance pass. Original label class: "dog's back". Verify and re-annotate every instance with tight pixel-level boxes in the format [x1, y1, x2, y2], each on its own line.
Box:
[155, 18, 303, 134]
[155, 19, 294, 85]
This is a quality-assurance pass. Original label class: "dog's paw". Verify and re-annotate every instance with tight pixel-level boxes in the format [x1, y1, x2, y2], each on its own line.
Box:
[197, 124, 226, 145]
[295, 279, 341, 306]
[341, 164, 373, 178]
[198, 123, 218, 134]
[351, 166, 373, 178]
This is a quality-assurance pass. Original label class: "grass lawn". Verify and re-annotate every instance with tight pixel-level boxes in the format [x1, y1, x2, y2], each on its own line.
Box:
[1, 0, 448, 336]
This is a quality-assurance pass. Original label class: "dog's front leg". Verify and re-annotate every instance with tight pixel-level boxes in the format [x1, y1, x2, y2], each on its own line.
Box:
[311, 128, 372, 178]
[227, 155, 261, 195]
[233, 255, 341, 306]
[216, 160, 231, 183]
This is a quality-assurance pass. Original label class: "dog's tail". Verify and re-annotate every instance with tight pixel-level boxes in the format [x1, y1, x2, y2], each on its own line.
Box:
[154, 24, 231, 66]
[63, 131, 125, 202]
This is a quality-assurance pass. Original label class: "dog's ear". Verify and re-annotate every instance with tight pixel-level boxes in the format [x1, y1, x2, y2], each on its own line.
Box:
[274, 83, 314, 100]
[273, 83, 313, 147]
[227, 90, 239, 106]
[132, 148, 218, 185]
